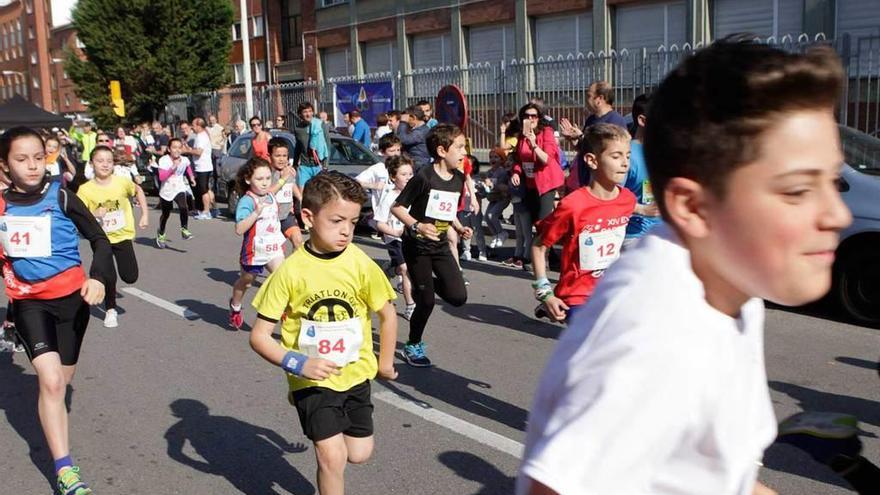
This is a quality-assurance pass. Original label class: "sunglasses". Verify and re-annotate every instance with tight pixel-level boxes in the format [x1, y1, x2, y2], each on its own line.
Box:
[524, 113, 539, 119]
[250, 122, 262, 127]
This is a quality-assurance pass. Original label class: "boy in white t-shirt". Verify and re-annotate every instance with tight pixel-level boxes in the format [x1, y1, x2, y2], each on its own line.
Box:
[357, 134, 401, 240]
[517, 40, 852, 495]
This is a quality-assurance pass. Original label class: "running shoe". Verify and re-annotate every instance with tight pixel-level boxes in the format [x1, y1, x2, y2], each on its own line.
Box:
[228, 300, 243, 330]
[156, 232, 167, 249]
[403, 303, 416, 321]
[513, 259, 524, 270]
[370, 232, 382, 240]
[477, 253, 488, 262]
[181, 228, 194, 240]
[496, 230, 509, 246]
[57, 466, 92, 495]
[461, 250, 472, 261]
[501, 257, 516, 267]
[402, 342, 431, 367]
[103, 309, 118, 328]
[777, 411, 862, 466]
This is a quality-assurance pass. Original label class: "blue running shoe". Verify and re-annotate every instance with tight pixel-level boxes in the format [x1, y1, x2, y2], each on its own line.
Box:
[403, 341, 431, 367]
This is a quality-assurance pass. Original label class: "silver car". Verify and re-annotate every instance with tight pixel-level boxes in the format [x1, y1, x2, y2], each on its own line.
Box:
[835, 125, 880, 325]
[217, 130, 381, 214]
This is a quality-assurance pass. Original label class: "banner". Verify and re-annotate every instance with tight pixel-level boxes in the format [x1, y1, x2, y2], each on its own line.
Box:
[334, 82, 395, 128]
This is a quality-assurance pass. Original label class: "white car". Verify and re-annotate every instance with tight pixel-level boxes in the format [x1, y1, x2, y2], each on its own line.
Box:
[834, 126, 880, 325]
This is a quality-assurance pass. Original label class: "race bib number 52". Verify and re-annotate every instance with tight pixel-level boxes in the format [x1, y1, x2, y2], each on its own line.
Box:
[425, 189, 459, 222]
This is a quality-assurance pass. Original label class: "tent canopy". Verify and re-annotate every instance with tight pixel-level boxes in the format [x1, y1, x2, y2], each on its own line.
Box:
[0, 95, 72, 129]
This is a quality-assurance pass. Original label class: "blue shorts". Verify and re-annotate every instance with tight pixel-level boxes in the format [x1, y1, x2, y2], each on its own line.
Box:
[241, 264, 266, 276]
[297, 165, 323, 189]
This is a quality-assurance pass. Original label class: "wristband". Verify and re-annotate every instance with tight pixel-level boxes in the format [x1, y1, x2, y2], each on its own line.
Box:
[534, 286, 554, 303]
[532, 277, 551, 289]
[277, 178, 286, 186]
[281, 351, 307, 376]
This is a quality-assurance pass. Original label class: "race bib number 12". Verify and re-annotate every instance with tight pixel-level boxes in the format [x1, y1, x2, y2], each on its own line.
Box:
[579, 226, 625, 272]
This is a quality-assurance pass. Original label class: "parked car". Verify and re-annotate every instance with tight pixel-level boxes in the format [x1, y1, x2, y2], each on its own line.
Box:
[834, 125, 880, 325]
[217, 130, 382, 215]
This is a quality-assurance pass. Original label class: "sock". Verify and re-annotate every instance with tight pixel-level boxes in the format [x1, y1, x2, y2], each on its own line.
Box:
[230, 302, 242, 312]
[54, 455, 73, 474]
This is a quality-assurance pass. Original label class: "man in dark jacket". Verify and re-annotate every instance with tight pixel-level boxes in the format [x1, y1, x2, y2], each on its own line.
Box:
[396, 106, 431, 170]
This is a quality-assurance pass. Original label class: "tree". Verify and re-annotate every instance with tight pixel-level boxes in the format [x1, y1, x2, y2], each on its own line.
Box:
[66, 0, 233, 127]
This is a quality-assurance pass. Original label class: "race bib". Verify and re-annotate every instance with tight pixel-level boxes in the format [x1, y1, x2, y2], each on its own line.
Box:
[168, 175, 185, 187]
[47, 162, 61, 176]
[298, 318, 364, 367]
[277, 183, 295, 204]
[0, 215, 51, 258]
[254, 234, 283, 261]
[101, 209, 126, 233]
[523, 162, 536, 178]
[642, 179, 654, 204]
[579, 226, 625, 272]
[424, 189, 459, 222]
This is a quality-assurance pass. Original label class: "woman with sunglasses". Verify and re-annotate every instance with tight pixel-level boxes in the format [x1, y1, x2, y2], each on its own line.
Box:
[510, 103, 563, 224]
[249, 116, 272, 161]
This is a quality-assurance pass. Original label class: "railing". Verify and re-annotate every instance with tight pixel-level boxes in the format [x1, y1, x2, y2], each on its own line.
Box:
[165, 32, 880, 152]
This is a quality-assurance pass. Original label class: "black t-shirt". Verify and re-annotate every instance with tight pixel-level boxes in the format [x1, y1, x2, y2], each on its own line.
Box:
[394, 164, 465, 250]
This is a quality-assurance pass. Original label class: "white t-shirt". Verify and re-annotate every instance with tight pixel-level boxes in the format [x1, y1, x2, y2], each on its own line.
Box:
[517, 224, 777, 495]
[372, 184, 405, 243]
[193, 131, 214, 173]
[355, 162, 388, 211]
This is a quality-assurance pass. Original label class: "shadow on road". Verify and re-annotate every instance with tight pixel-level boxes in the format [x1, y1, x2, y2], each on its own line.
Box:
[0, 353, 56, 491]
[175, 298, 250, 332]
[133, 236, 187, 253]
[766, 298, 880, 330]
[762, 442, 851, 490]
[441, 302, 562, 340]
[769, 380, 880, 430]
[438, 450, 515, 495]
[835, 356, 879, 372]
[164, 398, 314, 495]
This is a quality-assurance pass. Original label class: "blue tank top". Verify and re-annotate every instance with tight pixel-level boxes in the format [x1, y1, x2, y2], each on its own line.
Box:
[1, 180, 82, 282]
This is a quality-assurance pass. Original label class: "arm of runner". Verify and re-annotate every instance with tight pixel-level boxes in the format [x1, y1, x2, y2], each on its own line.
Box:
[250, 316, 341, 380]
[234, 195, 262, 236]
[376, 301, 398, 380]
[135, 184, 149, 229]
[452, 217, 472, 240]
[375, 221, 402, 238]
[63, 189, 115, 304]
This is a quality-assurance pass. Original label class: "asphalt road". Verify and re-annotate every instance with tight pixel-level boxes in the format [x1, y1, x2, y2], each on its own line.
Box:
[1, 200, 878, 494]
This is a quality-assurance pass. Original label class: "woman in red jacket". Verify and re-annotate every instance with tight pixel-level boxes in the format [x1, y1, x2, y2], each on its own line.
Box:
[510, 103, 564, 222]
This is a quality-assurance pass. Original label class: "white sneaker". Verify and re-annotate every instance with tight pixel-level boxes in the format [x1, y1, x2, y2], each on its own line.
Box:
[497, 230, 509, 246]
[462, 250, 472, 261]
[104, 309, 119, 328]
[488, 237, 498, 249]
[478, 253, 488, 261]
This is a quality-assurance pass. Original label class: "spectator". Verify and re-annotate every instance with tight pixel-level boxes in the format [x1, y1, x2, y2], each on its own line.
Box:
[510, 103, 563, 223]
[318, 111, 330, 124]
[274, 115, 287, 130]
[249, 116, 272, 161]
[227, 119, 246, 150]
[343, 111, 354, 136]
[291, 102, 330, 190]
[350, 110, 371, 148]
[418, 100, 438, 128]
[70, 121, 97, 165]
[375, 113, 393, 141]
[396, 106, 431, 170]
[387, 110, 402, 133]
[499, 112, 520, 155]
[207, 115, 226, 195]
[190, 117, 218, 219]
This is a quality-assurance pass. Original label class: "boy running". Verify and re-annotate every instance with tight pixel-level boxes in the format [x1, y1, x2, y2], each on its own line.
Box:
[249, 172, 398, 495]
[391, 124, 472, 367]
[267, 137, 304, 249]
[622, 94, 662, 248]
[517, 40, 850, 495]
[531, 124, 635, 322]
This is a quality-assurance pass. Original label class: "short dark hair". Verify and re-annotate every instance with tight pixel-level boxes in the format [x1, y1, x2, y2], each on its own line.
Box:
[406, 106, 425, 121]
[583, 123, 631, 156]
[426, 123, 463, 161]
[268, 137, 289, 154]
[416, 100, 431, 108]
[349, 110, 361, 118]
[376, 113, 389, 127]
[387, 110, 401, 121]
[378, 133, 401, 152]
[384, 155, 414, 178]
[301, 171, 367, 212]
[168, 137, 183, 147]
[297, 102, 314, 115]
[249, 116, 261, 125]
[631, 94, 650, 123]
[0, 127, 44, 171]
[591, 81, 615, 105]
[89, 145, 115, 162]
[644, 39, 844, 218]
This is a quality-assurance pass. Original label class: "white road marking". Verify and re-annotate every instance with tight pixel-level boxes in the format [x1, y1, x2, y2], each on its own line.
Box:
[373, 389, 524, 459]
[120, 287, 199, 319]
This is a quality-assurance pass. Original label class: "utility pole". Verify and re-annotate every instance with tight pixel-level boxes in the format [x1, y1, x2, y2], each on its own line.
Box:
[240, 0, 254, 118]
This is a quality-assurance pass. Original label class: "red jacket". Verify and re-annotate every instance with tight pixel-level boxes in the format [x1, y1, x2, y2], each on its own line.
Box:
[512, 126, 564, 195]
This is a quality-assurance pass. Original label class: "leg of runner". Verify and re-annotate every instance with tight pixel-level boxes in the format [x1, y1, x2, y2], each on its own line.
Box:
[175, 193, 193, 239]
[104, 240, 139, 328]
[157, 198, 173, 248]
[229, 270, 257, 330]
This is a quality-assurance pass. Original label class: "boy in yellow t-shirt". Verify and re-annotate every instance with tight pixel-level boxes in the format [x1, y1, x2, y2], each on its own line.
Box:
[250, 172, 398, 495]
[76, 145, 148, 328]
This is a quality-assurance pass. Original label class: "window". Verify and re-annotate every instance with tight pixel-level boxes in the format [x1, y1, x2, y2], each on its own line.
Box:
[232, 22, 241, 41]
[230, 135, 253, 158]
[28, 27, 34, 40]
[615, 1, 686, 51]
[468, 24, 515, 64]
[364, 40, 396, 73]
[25, 0, 32, 14]
[329, 139, 376, 166]
[322, 0, 348, 7]
[50, 72, 56, 89]
[282, 0, 303, 61]
[254, 60, 266, 82]
[232, 63, 244, 84]
[16, 20, 21, 45]
[65, 95, 70, 107]
[714, 0, 804, 40]
[31, 53, 37, 65]
[63, 70, 68, 80]
[322, 47, 350, 79]
[33, 77, 39, 89]
[252, 16, 265, 37]
[411, 32, 452, 69]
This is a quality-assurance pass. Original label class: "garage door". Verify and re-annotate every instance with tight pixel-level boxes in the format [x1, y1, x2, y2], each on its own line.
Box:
[411, 32, 451, 69]
[615, 1, 686, 51]
[364, 40, 396, 74]
[322, 47, 350, 79]
[713, 0, 804, 40]
[534, 12, 593, 59]
[468, 23, 514, 64]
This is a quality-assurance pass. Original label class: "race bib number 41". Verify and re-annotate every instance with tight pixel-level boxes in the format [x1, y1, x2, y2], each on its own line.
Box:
[424, 189, 459, 222]
[579, 226, 625, 272]
[0, 215, 52, 258]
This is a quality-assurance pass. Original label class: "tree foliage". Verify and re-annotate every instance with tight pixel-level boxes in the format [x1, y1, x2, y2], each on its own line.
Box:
[66, 0, 233, 127]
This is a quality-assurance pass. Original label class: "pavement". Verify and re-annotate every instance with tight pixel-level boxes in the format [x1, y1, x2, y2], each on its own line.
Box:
[1, 199, 878, 494]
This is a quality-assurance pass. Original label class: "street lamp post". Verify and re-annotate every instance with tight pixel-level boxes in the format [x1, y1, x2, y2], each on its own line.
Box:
[240, 0, 254, 118]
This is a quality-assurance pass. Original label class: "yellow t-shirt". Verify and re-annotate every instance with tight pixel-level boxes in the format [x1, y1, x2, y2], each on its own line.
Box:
[76, 176, 137, 244]
[252, 243, 395, 393]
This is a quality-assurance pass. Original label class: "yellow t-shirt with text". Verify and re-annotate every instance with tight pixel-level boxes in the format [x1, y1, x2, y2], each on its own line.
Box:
[76, 176, 137, 244]
[252, 244, 395, 393]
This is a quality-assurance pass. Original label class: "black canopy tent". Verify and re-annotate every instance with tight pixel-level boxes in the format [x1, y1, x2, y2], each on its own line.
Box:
[0, 95, 71, 129]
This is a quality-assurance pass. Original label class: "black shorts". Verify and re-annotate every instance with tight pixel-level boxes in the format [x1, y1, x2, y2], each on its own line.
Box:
[195, 171, 212, 196]
[280, 215, 300, 239]
[290, 380, 374, 442]
[13, 290, 91, 365]
[386, 240, 405, 268]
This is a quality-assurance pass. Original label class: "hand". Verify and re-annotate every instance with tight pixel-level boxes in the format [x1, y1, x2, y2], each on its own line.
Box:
[300, 357, 342, 381]
[378, 364, 398, 381]
[500, 122, 508, 134]
[510, 174, 521, 187]
[138, 214, 149, 230]
[470, 197, 480, 214]
[393, 228, 404, 238]
[559, 118, 582, 139]
[80, 279, 105, 305]
[253, 198, 266, 216]
[189, 178, 196, 187]
[460, 227, 473, 241]
[416, 222, 440, 241]
[637, 203, 660, 217]
[94, 206, 107, 219]
[543, 296, 570, 321]
[282, 165, 296, 180]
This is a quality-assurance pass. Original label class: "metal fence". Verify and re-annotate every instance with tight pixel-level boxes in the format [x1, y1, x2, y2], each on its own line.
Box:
[165, 31, 880, 155]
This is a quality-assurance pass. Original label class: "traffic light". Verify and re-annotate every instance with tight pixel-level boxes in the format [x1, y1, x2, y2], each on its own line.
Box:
[109, 80, 125, 117]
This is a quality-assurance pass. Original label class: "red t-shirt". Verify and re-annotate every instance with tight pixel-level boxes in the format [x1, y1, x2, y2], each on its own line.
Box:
[458, 156, 473, 212]
[537, 186, 636, 306]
